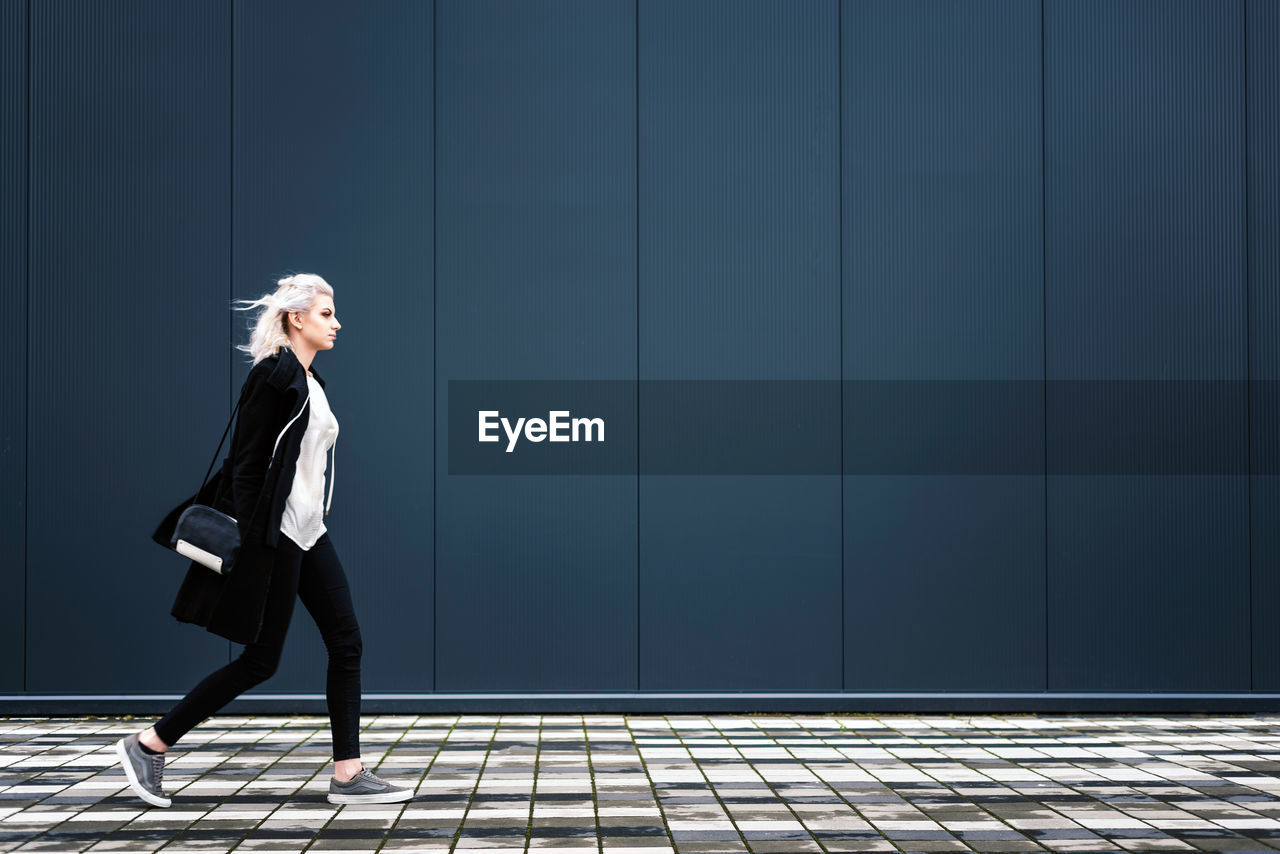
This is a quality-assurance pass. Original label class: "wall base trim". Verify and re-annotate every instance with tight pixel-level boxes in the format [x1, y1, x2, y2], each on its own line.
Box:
[2, 692, 1280, 715]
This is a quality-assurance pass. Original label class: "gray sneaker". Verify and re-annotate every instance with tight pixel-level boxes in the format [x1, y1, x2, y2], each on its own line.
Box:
[115, 733, 171, 808]
[328, 768, 413, 804]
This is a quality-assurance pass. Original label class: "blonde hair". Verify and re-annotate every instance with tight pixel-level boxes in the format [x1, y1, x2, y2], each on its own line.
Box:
[232, 273, 334, 365]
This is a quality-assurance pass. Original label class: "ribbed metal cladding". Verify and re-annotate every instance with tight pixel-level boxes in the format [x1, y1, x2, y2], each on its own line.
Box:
[434, 0, 637, 690]
[841, 0, 1044, 691]
[232, 0, 433, 693]
[638, 0, 841, 690]
[2, 0, 1276, 703]
[0, 0, 26, 691]
[26, 0, 230, 691]
[1249, 0, 1280, 690]
[1045, 0, 1248, 690]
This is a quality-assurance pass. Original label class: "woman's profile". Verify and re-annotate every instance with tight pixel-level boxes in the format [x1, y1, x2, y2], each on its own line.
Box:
[124, 273, 413, 808]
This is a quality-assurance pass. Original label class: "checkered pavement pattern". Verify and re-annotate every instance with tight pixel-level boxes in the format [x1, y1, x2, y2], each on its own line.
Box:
[2, 714, 1280, 853]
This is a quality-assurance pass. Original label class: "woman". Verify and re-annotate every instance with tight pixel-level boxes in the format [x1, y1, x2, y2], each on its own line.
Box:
[121, 273, 412, 808]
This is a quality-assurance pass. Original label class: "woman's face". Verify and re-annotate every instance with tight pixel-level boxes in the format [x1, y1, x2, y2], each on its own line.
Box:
[291, 296, 341, 351]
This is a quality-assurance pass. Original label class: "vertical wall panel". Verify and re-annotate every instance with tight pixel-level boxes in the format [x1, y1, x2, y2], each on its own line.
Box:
[639, 0, 842, 689]
[1045, 0, 1248, 689]
[1251, 0, 1280, 690]
[234, 0, 433, 693]
[435, 0, 637, 689]
[27, 1, 230, 690]
[0, 0, 26, 691]
[841, 0, 1045, 690]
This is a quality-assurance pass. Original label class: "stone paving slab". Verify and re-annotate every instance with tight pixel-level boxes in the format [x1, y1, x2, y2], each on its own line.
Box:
[0, 715, 1279, 853]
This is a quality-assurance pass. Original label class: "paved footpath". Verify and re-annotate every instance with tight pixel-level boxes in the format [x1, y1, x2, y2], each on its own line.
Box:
[1, 714, 1279, 854]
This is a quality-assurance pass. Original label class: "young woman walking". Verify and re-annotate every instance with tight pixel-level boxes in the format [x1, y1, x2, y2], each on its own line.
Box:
[121, 273, 412, 808]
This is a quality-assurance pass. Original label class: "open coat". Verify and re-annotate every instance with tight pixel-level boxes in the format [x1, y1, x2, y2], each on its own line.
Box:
[151, 346, 323, 644]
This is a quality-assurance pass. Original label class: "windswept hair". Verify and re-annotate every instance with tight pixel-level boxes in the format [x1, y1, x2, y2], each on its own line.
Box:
[232, 272, 334, 366]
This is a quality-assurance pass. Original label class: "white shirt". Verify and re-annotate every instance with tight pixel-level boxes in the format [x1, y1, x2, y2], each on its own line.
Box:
[280, 374, 338, 551]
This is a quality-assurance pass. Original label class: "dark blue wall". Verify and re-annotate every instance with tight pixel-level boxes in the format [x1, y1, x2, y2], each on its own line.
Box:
[1, 0, 1275, 701]
[232, 0, 433, 692]
[1251, 0, 1280, 691]
[1045, 0, 1248, 690]
[639, 0, 841, 689]
[435, 0, 638, 690]
[1, 0, 25, 692]
[25, 0, 231, 692]
[842, 0, 1045, 690]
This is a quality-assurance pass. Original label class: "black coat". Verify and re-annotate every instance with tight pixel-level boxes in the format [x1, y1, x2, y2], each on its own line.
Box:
[151, 346, 323, 644]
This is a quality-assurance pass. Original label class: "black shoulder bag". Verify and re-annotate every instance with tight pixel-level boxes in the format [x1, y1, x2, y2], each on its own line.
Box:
[168, 395, 245, 576]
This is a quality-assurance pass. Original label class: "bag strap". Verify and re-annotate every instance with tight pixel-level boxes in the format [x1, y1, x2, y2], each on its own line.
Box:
[197, 396, 241, 496]
[198, 381, 249, 497]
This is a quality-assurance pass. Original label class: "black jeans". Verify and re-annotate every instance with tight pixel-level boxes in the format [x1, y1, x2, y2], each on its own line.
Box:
[154, 531, 363, 760]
